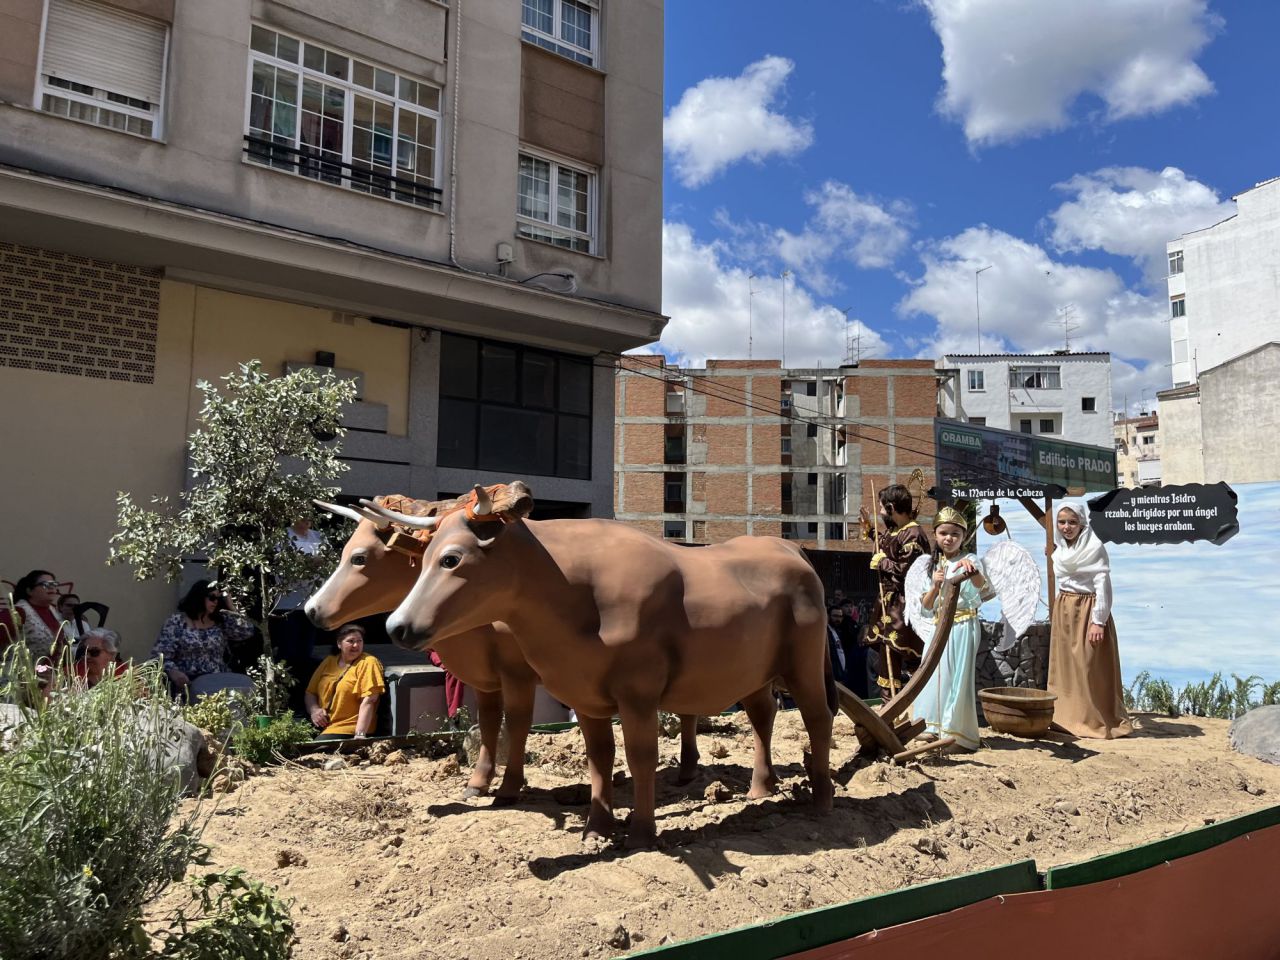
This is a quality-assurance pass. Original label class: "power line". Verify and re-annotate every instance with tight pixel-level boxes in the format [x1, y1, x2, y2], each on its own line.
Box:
[606, 352, 1047, 492]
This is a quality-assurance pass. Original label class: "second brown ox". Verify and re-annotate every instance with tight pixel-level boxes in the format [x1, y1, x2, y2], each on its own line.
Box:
[383, 482, 835, 847]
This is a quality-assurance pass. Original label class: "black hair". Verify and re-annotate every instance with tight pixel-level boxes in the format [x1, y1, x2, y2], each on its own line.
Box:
[879, 484, 914, 517]
[14, 570, 55, 603]
[329, 622, 366, 655]
[178, 580, 219, 620]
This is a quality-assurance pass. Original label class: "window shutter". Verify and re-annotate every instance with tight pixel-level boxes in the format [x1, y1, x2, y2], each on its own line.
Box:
[43, 0, 167, 105]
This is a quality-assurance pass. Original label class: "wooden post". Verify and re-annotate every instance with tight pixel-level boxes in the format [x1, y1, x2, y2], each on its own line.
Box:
[1044, 494, 1055, 615]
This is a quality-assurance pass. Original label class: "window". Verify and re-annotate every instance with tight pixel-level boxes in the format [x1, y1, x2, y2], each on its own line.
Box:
[38, 0, 168, 138]
[1011, 366, 1061, 390]
[1082, 396, 1096, 412]
[780, 437, 792, 454]
[245, 26, 441, 208]
[663, 521, 685, 540]
[438, 332, 592, 479]
[806, 424, 817, 438]
[806, 381, 817, 397]
[967, 370, 985, 392]
[664, 476, 684, 502]
[1039, 418, 1057, 434]
[1142, 435, 1154, 446]
[1170, 296, 1186, 319]
[521, 0, 598, 66]
[1019, 419, 1033, 434]
[1168, 250, 1183, 275]
[517, 151, 597, 253]
[968, 417, 986, 426]
[807, 472, 818, 486]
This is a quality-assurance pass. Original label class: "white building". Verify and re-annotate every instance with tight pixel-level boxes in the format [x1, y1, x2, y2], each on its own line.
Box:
[1167, 177, 1280, 387]
[937, 352, 1113, 448]
[1113, 413, 1161, 488]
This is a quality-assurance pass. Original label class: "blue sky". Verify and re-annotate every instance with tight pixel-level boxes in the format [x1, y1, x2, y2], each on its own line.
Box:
[659, 0, 1280, 413]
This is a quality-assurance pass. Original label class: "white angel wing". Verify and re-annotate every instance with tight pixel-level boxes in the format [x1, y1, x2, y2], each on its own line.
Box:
[903, 554, 936, 650]
[981, 539, 1041, 639]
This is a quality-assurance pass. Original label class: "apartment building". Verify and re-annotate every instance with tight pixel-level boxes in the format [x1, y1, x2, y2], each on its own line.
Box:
[1113, 413, 1161, 488]
[1166, 177, 1280, 388]
[0, 0, 665, 648]
[613, 356, 938, 552]
[936, 352, 1113, 449]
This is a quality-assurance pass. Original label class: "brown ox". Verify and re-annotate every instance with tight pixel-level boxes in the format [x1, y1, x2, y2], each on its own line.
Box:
[383, 482, 834, 847]
[305, 488, 703, 803]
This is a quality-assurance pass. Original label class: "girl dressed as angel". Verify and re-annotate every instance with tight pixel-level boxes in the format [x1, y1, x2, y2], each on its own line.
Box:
[912, 506, 995, 753]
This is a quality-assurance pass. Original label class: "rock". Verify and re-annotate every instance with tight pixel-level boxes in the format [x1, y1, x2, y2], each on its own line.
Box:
[1053, 801, 1080, 816]
[383, 750, 408, 766]
[996, 774, 1016, 789]
[912, 836, 946, 858]
[369, 741, 395, 764]
[708, 740, 730, 760]
[606, 924, 631, 949]
[704, 781, 732, 803]
[440, 755, 460, 776]
[330, 921, 349, 942]
[324, 757, 347, 771]
[275, 848, 308, 868]
[209, 772, 237, 794]
[1230, 705, 1280, 766]
[1025, 827, 1037, 842]
[387, 834, 404, 847]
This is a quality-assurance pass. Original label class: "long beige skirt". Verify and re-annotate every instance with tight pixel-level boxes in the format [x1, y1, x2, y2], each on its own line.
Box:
[1048, 592, 1133, 739]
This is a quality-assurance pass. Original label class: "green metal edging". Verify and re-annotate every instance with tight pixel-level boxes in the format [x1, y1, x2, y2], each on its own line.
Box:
[1044, 803, 1280, 890]
[629, 859, 1039, 960]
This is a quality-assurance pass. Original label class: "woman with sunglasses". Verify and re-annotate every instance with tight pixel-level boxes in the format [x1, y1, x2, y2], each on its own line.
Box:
[150, 580, 255, 695]
[0, 570, 70, 661]
[72, 628, 129, 689]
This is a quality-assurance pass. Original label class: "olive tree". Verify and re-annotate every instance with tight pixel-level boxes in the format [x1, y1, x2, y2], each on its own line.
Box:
[109, 360, 357, 637]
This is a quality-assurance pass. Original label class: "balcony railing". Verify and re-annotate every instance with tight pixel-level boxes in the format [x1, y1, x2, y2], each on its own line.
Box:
[243, 135, 443, 210]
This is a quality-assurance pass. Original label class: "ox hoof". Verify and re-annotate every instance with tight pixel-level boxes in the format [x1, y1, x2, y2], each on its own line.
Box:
[623, 825, 658, 850]
[812, 780, 835, 813]
[675, 767, 698, 786]
[462, 786, 489, 800]
[491, 793, 521, 808]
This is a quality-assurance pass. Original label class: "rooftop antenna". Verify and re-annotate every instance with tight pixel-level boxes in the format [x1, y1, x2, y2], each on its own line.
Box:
[975, 265, 993, 352]
[781, 269, 792, 368]
[1056, 303, 1079, 350]
[747, 273, 757, 360]
[841, 307, 860, 366]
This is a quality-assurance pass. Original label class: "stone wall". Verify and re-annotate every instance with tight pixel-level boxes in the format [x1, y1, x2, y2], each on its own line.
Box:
[973, 619, 1051, 724]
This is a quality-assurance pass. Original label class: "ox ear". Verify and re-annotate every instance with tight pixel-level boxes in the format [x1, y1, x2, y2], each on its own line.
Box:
[493, 480, 535, 520]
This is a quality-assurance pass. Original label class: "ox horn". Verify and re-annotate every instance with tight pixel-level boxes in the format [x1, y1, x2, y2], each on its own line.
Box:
[471, 484, 493, 516]
[312, 499, 390, 530]
[358, 498, 440, 531]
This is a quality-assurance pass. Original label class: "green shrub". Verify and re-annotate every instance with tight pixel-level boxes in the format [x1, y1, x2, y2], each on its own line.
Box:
[158, 868, 294, 960]
[183, 690, 248, 742]
[230, 715, 316, 765]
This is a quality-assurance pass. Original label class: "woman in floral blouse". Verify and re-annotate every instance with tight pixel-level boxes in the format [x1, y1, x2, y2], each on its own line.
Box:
[151, 580, 254, 693]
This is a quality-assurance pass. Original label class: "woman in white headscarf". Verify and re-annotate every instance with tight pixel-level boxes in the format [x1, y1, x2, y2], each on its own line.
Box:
[1047, 500, 1132, 739]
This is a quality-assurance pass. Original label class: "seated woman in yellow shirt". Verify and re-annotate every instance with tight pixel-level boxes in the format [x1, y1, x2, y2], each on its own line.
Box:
[305, 623, 386, 739]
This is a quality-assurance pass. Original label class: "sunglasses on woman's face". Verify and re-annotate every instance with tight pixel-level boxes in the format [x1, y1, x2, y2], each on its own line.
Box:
[35, 580, 60, 590]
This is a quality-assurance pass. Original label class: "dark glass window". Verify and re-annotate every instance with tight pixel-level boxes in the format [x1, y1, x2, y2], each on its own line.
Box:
[439, 332, 593, 479]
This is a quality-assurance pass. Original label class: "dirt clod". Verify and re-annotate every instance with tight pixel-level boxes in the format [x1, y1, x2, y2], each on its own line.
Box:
[704, 781, 732, 803]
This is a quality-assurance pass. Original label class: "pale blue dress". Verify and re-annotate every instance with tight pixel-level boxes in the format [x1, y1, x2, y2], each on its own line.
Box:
[913, 554, 994, 751]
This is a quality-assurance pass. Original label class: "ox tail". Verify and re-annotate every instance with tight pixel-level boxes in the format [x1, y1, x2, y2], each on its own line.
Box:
[823, 640, 838, 717]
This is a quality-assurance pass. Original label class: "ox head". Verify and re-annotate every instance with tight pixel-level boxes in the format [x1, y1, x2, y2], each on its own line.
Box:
[304, 494, 443, 629]
[384, 481, 534, 650]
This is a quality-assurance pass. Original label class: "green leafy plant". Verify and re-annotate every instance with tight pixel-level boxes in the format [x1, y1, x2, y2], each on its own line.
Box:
[1127, 671, 1279, 720]
[183, 689, 249, 742]
[231, 714, 316, 765]
[158, 867, 295, 960]
[109, 361, 358, 648]
[244, 656, 296, 719]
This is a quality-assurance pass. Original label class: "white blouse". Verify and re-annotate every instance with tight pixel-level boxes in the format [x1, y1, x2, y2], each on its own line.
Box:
[1054, 566, 1112, 625]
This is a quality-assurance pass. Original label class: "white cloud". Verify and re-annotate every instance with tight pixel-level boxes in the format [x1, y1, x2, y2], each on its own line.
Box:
[664, 56, 814, 188]
[898, 226, 1173, 409]
[923, 0, 1222, 145]
[1047, 166, 1234, 283]
[658, 221, 887, 367]
[777, 181, 914, 286]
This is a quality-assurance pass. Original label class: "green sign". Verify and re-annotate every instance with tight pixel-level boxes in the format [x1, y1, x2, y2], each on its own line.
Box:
[933, 420, 1117, 500]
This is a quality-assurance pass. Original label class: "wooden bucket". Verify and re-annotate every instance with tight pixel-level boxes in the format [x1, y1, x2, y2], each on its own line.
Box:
[979, 687, 1057, 738]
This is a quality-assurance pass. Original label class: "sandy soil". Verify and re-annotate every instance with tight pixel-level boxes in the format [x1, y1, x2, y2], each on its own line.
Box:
[185, 711, 1280, 960]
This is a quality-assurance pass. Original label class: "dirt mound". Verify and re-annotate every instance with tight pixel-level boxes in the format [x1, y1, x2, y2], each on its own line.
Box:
[185, 712, 1280, 960]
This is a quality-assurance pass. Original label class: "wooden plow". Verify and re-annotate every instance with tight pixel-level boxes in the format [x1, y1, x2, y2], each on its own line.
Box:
[835, 576, 962, 764]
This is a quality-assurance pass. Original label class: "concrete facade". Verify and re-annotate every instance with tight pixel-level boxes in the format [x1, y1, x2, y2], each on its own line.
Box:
[0, 0, 664, 653]
[1158, 343, 1280, 485]
[937, 352, 1113, 448]
[614, 356, 938, 551]
[1166, 177, 1280, 388]
[1113, 413, 1162, 487]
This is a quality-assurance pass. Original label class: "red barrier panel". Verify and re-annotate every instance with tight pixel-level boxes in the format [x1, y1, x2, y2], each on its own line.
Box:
[788, 823, 1280, 960]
